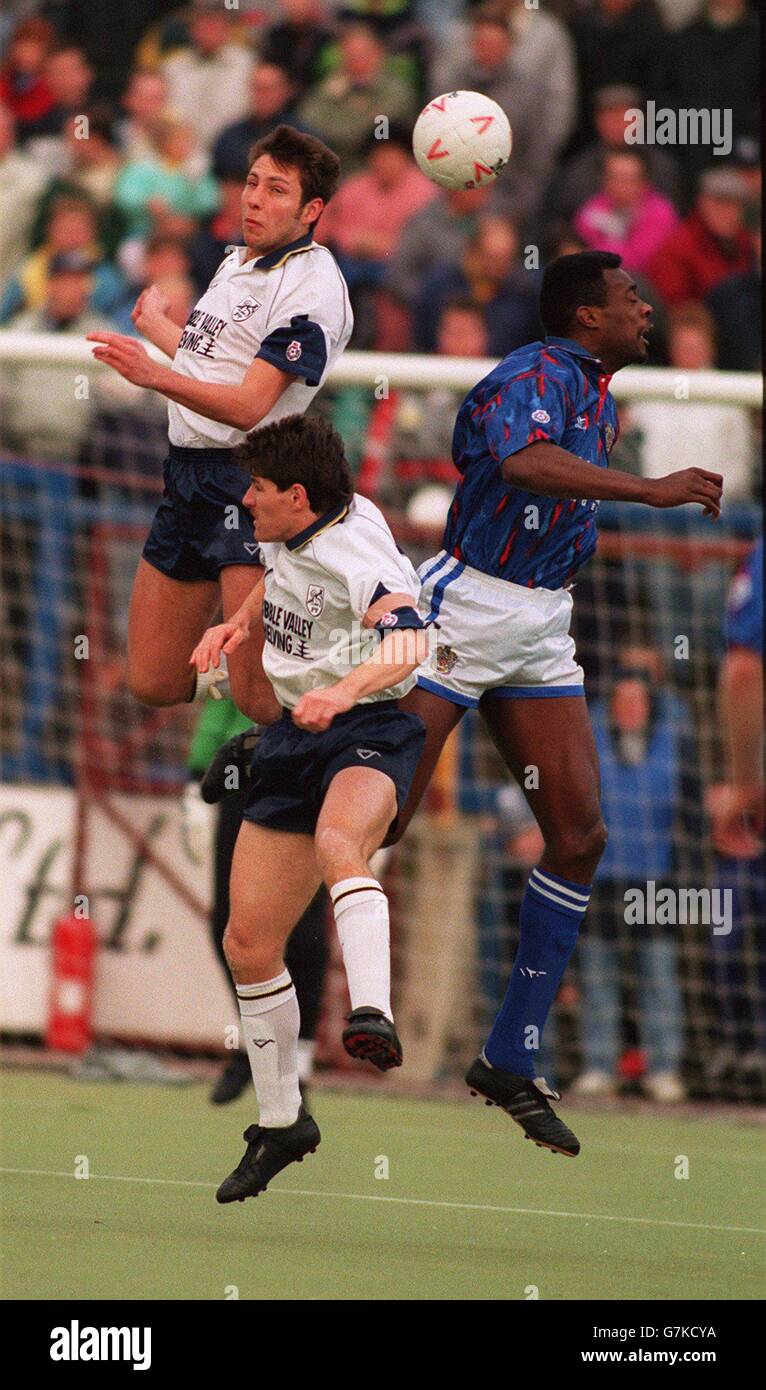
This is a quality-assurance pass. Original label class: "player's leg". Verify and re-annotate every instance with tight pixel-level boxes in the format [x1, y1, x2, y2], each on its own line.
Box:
[382, 685, 467, 845]
[315, 765, 403, 1069]
[127, 558, 219, 705]
[216, 820, 322, 1203]
[464, 693, 606, 1156]
[219, 565, 282, 725]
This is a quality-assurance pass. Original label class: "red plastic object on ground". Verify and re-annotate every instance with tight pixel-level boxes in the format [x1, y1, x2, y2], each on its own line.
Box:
[46, 912, 97, 1052]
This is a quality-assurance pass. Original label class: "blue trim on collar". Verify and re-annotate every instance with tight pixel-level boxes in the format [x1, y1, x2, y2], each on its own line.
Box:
[253, 231, 314, 271]
[285, 500, 350, 552]
[544, 336, 604, 367]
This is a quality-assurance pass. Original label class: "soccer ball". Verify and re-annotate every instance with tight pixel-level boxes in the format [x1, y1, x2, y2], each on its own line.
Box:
[412, 90, 512, 191]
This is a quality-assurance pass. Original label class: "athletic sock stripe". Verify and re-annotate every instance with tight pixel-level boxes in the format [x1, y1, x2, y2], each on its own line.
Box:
[527, 880, 588, 916]
[332, 885, 386, 908]
[236, 980, 294, 1001]
[532, 868, 591, 904]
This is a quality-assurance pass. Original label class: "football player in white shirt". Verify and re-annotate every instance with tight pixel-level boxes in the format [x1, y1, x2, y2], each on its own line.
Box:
[189, 414, 429, 1202]
[87, 126, 352, 722]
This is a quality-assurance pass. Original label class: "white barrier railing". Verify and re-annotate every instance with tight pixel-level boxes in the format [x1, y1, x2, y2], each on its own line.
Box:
[0, 332, 761, 407]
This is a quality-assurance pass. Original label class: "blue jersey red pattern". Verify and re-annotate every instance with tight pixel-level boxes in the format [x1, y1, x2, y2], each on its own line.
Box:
[725, 539, 763, 654]
[443, 337, 620, 589]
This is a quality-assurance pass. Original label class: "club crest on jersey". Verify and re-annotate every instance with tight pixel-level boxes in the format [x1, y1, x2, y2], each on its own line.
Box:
[378, 612, 398, 627]
[604, 422, 616, 451]
[232, 295, 261, 322]
[306, 584, 325, 617]
[286, 339, 302, 362]
[531, 409, 550, 424]
[435, 644, 458, 674]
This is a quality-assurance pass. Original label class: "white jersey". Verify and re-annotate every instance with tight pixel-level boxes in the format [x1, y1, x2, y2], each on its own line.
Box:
[167, 234, 353, 448]
[258, 494, 422, 710]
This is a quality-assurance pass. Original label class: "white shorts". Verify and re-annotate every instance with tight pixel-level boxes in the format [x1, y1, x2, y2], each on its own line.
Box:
[416, 551, 585, 708]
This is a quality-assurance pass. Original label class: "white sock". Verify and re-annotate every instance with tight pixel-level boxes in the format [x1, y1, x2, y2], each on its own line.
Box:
[191, 655, 230, 703]
[236, 970, 301, 1128]
[296, 1038, 316, 1083]
[330, 877, 391, 1020]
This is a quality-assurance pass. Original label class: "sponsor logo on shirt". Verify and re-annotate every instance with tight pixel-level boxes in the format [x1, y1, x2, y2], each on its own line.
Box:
[286, 339, 303, 362]
[435, 644, 459, 674]
[531, 409, 550, 424]
[574, 414, 588, 430]
[232, 296, 262, 322]
[306, 584, 325, 617]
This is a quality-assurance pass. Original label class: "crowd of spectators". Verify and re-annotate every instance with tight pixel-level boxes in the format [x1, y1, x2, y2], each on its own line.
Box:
[0, 0, 761, 491]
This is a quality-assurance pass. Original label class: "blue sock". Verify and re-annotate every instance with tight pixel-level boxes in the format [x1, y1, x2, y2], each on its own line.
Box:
[484, 866, 592, 1078]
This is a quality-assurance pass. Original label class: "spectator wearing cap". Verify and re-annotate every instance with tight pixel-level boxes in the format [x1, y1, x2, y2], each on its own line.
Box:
[259, 0, 337, 93]
[317, 126, 438, 290]
[665, 0, 760, 200]
[297, 23, 416, 174]
[548, 85, 683, 226]
[0, 17, 57, 142]
[160, 1, 253, 152]
[649, 168, 754, 307]
[573, 149, 680, 276]
[1, 249, 117, 460]
[113, 114, 219, 241]
[117, 69, 170, 163]
[413, 214, 540, 357]
[0, 194, 126, 327]
[569, 0, 667, 152]
[706, 206, 761, 372]
[0, 102, 45, 287]
[211, 63, 300, 183]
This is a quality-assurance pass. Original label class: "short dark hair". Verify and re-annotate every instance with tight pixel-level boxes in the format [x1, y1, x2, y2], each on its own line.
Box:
[235, 414, 353, 515]
[247, 124, 341, 213]
[539, 250, 623, 336]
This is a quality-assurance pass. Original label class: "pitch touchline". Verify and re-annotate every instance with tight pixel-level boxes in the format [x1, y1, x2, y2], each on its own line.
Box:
[2, 1167, 763, 1236]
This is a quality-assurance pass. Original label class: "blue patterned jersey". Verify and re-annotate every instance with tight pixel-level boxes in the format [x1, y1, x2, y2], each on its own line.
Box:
[725, 540, 763, 654]
[443, 337, 620, 589]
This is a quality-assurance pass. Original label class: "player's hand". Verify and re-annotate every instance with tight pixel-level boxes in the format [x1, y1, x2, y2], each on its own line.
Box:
[292, 686, 355, 733]
[707, 782, 764, 855]
[190, 619, 250, 674]
[647, 468, 723, 518]
[131, 284, 171, 333]
[87, 332, 159, 388]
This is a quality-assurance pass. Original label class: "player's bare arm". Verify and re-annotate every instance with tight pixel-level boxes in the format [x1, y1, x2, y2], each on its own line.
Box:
[87, 333, 293, 432]
[502, 441, 724, 518]
[130, 284, 183, 358]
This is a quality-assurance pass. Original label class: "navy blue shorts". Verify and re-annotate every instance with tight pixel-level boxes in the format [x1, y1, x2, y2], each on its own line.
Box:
[242, 700, 426, 836]
[142, 446, 262, 582]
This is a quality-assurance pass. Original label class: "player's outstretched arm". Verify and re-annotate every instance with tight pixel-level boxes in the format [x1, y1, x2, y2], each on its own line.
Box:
[502, 442, 723, 519]
[292, 593, 430, 733]
[189, 577, 265, 674]
[130, 285, 183, 359]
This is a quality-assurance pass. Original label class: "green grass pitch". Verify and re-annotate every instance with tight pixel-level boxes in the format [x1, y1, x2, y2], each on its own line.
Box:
[2, 1071, 763, 1301]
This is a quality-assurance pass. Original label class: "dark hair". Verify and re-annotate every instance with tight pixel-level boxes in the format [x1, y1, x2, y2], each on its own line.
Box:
[235, 414, 353, 515]
[539, 250, 623, 336]
[248, 124, 341, 214]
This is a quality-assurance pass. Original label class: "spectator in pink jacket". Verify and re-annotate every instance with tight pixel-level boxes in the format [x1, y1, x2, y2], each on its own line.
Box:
[573, 149, 680, 275]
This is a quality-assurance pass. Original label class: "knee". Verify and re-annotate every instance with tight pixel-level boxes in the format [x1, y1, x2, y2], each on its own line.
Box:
[314, 824, 358, 881]
[223, 919, 277, 980]
[548, 817, 608, 880]
[127, 661, 182, 708]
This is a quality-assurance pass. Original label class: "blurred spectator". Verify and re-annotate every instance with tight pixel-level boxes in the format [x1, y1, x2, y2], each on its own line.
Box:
[666, 0, 760, 198]
[161, 1, 253, 151]
[260, 0, 337, 91]
[113, 115, 218, 241]
[706, 206, 761, 372]
[0, 194, 126, 326]
[41, 46, 95, 133]
[649, 167, 754, 306]
[117, 69, 170, 162]
[30, 105, 127, 260]
[336, 1, 429, 100]
[569, 0, 667, 151]
[435, 4, 570, 232]
[297, 23, 416, 173]
[1, 250, 114, 459]
[187, 176, 244, 295]
[626, 302, 756, 499]
[212, 63, 300, 182]
[113, 231, 193, 332]
[0, 16, 57, 142]
[384, 183, 493, 312]
[573, 646, 696, 1103]
[572, 149, 680, 275]
[318, 125, 438, 289]
[548, 84, 683, 226]
[433, 0, 578, 161]
[0, 102, 45, 287]
[414, 214, 540, 356]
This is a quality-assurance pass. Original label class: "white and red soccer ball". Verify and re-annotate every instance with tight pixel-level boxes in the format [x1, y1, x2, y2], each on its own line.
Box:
[412, 90, 512, 191]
